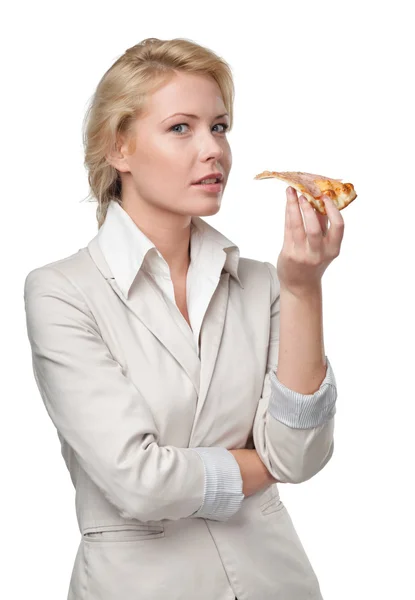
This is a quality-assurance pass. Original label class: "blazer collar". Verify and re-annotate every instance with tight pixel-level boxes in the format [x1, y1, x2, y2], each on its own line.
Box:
[95, 199, 243, 299]
[86, 200, 241, 418]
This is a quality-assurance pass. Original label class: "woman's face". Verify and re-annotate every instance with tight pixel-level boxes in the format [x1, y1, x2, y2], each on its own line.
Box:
[115, 71, 232, 219]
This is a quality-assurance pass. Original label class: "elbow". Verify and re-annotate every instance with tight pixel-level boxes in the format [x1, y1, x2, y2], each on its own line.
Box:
[290, 438, 335, 484]
[264, 420, 335, 484]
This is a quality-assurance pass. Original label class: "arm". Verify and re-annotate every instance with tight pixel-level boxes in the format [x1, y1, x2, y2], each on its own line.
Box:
[253, 262, 337, 483]
[228, 448, 278, 496]
[24, 266, 244, 523]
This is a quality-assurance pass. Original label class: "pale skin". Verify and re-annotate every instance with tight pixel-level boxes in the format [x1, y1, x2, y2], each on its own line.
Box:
[107, 70, 345, 498]
[275, 188, 344, 394]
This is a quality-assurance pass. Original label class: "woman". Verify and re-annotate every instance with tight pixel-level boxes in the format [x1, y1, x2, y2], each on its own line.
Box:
[24, 37, 343, 600]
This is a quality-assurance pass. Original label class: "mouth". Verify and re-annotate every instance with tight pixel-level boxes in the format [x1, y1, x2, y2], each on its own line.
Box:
[192, 180, 223, 193]
[192, 172, 224, 184]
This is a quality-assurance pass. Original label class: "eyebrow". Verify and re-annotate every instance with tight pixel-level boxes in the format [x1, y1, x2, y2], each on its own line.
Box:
[162, 112, 229, 123]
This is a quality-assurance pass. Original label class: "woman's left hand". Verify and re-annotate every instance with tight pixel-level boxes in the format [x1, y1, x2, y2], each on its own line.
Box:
[276, 186, 345, 296]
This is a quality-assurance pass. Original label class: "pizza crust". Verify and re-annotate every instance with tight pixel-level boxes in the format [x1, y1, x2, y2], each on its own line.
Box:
[254, 170, 357, 215]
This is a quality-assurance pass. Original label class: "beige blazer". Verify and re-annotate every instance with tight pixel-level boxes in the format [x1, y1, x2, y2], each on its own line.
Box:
[24, 226, 335, 600]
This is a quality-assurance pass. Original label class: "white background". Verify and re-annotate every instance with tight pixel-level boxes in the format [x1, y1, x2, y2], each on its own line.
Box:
[2, 0, 414, 598]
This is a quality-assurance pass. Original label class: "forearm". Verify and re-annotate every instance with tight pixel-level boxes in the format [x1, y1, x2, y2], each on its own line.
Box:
[253, 263, 337, 484]
[228, 449, 278, 496]
[276, 282, 327, 394]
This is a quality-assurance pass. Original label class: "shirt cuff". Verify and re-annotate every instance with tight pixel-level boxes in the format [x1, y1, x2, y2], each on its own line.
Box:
[268, 356, 337, 429]
[189, 447, 245, 521]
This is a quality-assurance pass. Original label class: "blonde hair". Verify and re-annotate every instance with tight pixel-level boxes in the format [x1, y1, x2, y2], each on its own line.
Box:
[81, 37, 235, 229]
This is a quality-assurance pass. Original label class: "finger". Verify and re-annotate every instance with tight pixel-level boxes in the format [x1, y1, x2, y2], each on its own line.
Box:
[286, 187, 306, 247]
[299, 196, 325, 251]
[315, 211, 329, 236]
[322, 195, 345, 247]
[284, 191, 293, 243]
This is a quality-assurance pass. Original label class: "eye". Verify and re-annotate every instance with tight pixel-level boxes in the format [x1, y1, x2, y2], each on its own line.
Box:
[170, 122, 229, 135]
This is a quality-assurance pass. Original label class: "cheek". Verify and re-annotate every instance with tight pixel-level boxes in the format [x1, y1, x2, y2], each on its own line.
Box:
[131, 144, 175, 180]
[149, 142, 190, 176]
[222, 142, 232, 167]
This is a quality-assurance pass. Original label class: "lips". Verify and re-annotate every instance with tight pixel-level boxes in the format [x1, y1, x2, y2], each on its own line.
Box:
[192, 173, 223, 185]
[193, 180, 220, 185]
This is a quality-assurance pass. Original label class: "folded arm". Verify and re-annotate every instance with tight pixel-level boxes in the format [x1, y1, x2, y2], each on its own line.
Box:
[24, 266, 244, 523]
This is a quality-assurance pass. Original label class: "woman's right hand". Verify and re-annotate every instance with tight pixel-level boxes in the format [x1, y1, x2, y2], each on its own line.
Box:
[228, 449, 280, 497]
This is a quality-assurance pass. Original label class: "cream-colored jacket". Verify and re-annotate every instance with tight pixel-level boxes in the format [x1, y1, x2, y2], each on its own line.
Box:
[24, 201, 337, 600]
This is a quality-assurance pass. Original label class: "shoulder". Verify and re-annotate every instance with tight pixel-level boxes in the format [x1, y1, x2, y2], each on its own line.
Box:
[238, 257, 280, 303]
[23, 245, 94, 305]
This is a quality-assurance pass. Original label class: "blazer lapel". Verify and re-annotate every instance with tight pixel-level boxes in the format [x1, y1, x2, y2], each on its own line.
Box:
[87, 233, 232, 432]
[189, 272, 230, 437]
[87, 235, 201, 395]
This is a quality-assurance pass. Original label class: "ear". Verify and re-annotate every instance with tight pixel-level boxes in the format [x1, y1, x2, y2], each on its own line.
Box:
[106, 132, 134, 173]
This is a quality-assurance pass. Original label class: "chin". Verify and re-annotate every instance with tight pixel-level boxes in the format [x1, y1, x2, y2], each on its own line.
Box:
[191, 202, 221, 217]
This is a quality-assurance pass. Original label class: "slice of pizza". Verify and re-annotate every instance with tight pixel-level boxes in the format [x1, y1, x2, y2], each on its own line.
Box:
[253, 170, 357, 215]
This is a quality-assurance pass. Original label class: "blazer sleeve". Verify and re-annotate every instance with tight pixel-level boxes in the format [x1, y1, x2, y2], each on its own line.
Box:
[252, 262, 337, 484]
[24, 266, 243, 523]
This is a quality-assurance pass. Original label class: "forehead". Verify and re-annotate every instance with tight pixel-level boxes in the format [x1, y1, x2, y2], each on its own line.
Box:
[144, 72, 226, 119]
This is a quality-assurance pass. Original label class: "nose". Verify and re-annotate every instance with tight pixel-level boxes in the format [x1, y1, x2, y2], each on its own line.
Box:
[198, 131, 225, 160]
